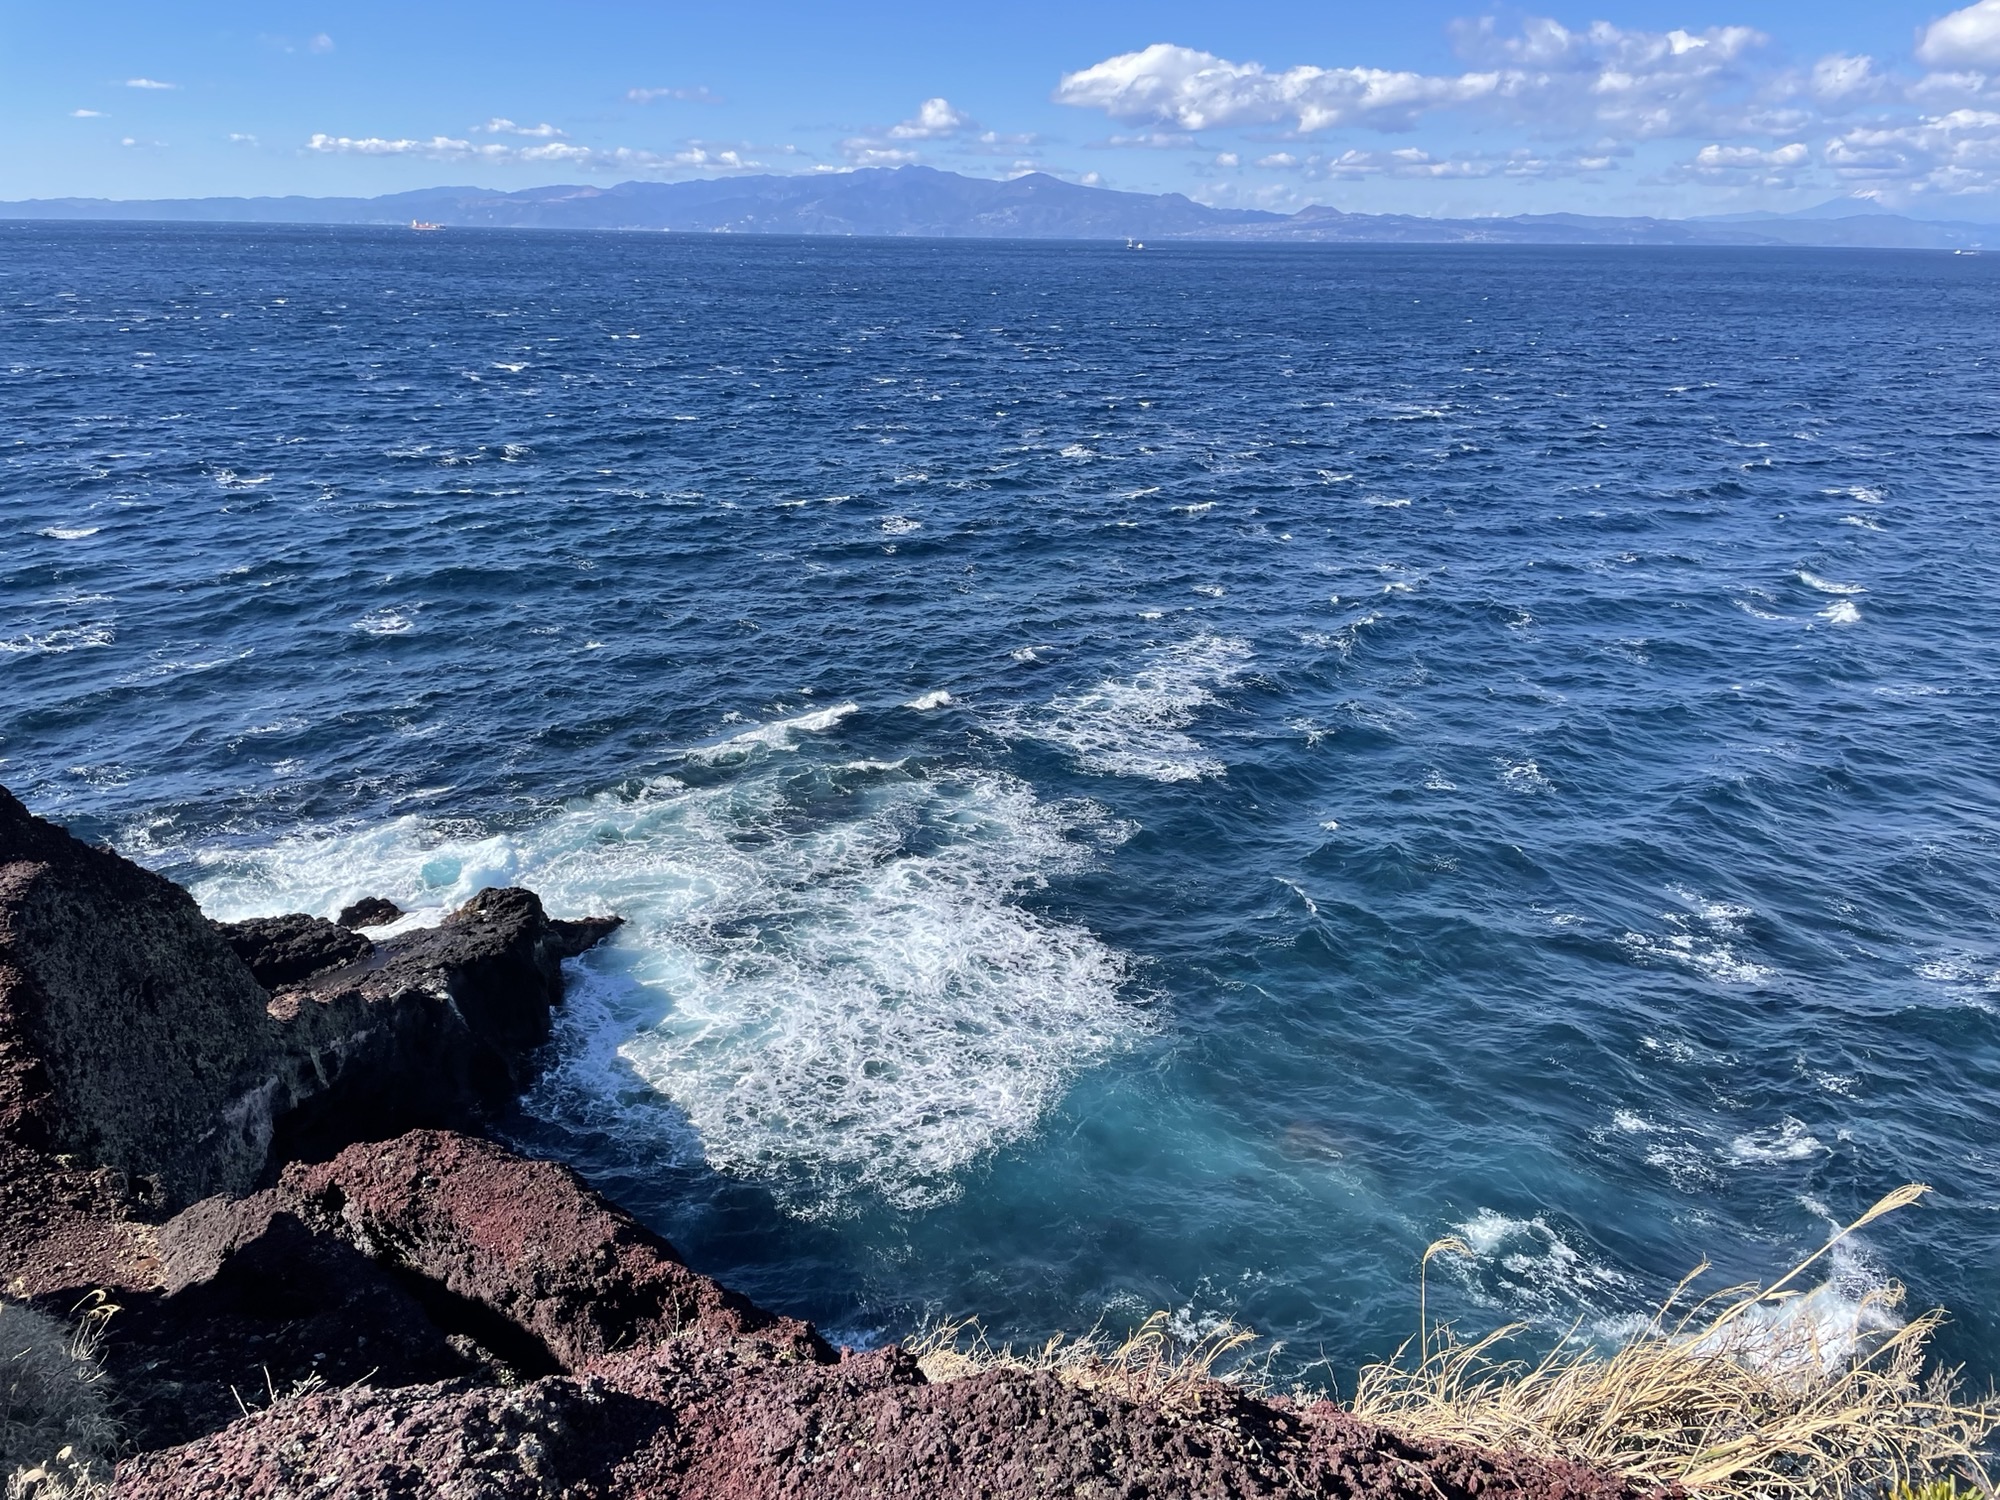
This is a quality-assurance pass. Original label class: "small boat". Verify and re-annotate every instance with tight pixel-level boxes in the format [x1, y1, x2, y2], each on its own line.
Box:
[410, 220, 445, 232]
[1125, 237, 1145, 250]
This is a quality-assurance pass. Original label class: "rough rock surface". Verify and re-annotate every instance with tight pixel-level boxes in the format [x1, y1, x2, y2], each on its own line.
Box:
[0, 784, 620, 1226]
[219, 914, 373, 990]
[0, 785, 1661, 1500]
[337, 896, 404, 930]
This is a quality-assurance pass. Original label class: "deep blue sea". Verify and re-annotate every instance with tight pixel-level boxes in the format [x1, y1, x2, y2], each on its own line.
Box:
[5, 222, 1998, 1385]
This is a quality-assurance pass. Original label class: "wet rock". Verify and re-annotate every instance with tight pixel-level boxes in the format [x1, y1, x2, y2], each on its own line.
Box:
[337, 896, 404, 930]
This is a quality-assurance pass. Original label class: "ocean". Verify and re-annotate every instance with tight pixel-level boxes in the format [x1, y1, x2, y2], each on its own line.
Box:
[4, 221, 1997, 1383]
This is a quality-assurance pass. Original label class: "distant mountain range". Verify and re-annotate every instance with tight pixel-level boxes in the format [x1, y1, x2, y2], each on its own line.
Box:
[3, 165, 1992, 250]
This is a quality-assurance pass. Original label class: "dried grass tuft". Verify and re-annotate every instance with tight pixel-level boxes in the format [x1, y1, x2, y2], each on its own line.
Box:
[2, 1294, 118, 1500]
[910, 1310, 1267, 1414]
[1350, 1184, 2000, 1498]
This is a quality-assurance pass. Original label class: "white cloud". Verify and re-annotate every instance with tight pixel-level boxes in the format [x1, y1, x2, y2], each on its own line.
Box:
[841, 141, 922, 166]
[1669, 140, 1811, 185]
[125, 78, 177, 90]
[629, 85, 722, 104]
[1307, 145, 1617, 179]
[889, 97, 975, 139]
[1826, 107, 2000, 195]
[304, 132, 765, 173]
[309, 33, 335, 53]
[1214, 151, 1240, 167]
[1808, 53, 1888, 103]
[1055, 42, 1501, 133]
[71, 108, 104, 118]
[1096, 130, 1199, 149]
[1919, 0, 2000, 68]
[228, 132, 258, 144]
[1055, 21, 1774, 141]
[476, 118, 567, 138]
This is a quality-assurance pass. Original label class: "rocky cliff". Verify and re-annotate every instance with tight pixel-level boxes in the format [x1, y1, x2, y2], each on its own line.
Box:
[0, 785, 1658, 1500]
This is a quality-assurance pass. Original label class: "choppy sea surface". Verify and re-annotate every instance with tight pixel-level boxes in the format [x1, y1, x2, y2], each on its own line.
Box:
[5, 222, 1998, 1382]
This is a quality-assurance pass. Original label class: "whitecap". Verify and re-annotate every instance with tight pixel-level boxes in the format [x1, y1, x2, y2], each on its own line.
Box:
[689, 702, 859, 762]
[1499, 758, 1552, 793]
[1010, 634, 1250, 784]
[880, 516, 922, 535]
[1818, 599, 1861, 625]
[902, 690, 952, 711]
[1727, 1117, 1827, 1165]
[0, 624, 116, 655]
[352, 608, 415, 636]
[37, 526, 100, 540]
[1172, 501, 1214, 515]
[1191, 584, 1225, 598]
[1798, 572, 1865, 596]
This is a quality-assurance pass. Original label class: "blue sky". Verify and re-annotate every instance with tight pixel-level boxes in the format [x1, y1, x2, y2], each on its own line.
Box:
[5, 0, 1998, 216]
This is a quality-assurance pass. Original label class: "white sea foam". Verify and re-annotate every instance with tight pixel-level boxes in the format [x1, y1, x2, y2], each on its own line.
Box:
[1448, 1210, 1634, 1317]
[1621, 888, 1775, 986]
[1818, 599, 1861, 625]
[1013, 634, 1250, 783]
[175, 764, 1140, 1218]
[1191, 584, 1225, 598]
[1727, 1117, 1827, 1165]
[902, 690, 952, 711]
[0, 624, 116, 655]
[213, 469, 272, 489]
[37, 526, 100, 540]
[1798, 572, 1865, 596]
[352, 608, 416, 636]
[1499, 758, 1553, 793]
[880, 516, 922, 534]
[689, 702, 859, 762]
[1173, 501, 1214, 515]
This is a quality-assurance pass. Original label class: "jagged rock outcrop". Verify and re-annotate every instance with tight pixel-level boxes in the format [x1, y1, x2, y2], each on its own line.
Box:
[0, 785, 620, 1226]
[0, 785, 1661, 1500]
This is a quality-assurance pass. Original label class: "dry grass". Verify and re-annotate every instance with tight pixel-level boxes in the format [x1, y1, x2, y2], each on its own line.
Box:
[1349, 1184, 2000, 1498]
[910, 1309, 1267, 1415]
[910, 1187, 1997, 1499]
[1, 1295, 117, 1500]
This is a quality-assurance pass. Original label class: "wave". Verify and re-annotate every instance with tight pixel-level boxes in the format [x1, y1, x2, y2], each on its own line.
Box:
[0, 624, 116, 655]
[1010, 634, 1251, 783]
[687, 702, 860, 763]
[173, 762, 1142, 1220]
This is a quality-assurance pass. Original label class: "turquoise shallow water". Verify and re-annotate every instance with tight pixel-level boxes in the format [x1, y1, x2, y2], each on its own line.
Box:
[4, 222, 1999, 1381]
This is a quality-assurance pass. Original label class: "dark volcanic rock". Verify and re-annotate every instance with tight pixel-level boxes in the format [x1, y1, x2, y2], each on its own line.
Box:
[219, 913, 373, 988]
[337, 896, 404, 929]
[0, 783, 620, 1246]
[0, 785, 279, 1208]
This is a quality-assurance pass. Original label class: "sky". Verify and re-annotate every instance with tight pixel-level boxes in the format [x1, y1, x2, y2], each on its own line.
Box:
[4, 0, 1998, 218]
